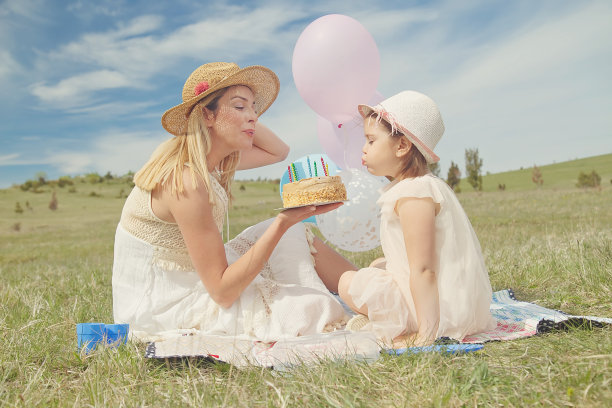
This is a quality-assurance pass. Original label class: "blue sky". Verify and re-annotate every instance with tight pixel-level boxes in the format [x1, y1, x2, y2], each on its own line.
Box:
[1, 0, 610, 188]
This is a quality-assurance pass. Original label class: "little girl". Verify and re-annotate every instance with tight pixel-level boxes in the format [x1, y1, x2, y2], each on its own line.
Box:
[338, 91, 496, 346]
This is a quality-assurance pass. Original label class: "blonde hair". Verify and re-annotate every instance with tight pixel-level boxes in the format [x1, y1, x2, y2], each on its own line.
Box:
[134, 88, 240, 206]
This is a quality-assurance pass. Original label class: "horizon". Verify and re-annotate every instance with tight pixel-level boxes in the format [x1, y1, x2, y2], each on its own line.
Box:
[7, 151, 610, 187]
[1, 0, 611, 188]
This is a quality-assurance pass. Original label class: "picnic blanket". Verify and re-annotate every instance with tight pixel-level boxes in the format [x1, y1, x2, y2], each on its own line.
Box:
[145, 330, 381, 369]
[462, 289, 612, 343]
[145, 289, 611, 367]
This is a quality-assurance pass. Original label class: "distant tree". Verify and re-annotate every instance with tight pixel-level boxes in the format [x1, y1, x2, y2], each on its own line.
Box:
[576, 170, 601, 188]
[85, 172, 103, 184]
[36, 171, 47, 185]
[428, 162, 441, 177]
[15, 202, 23, 214]
[57, 176, 74, 188]
[239, 184, 246, 191]
[49, 191, 58, 211]
[104, 171, 114, 181]
[446, 161, 461, 192]
[532, 165, 543, 187]
[465, 148, 483, 191]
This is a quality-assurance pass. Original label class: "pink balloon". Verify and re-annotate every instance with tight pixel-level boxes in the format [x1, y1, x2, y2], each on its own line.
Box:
[317, 91, 384, 169]
[292, 14, 380, 125]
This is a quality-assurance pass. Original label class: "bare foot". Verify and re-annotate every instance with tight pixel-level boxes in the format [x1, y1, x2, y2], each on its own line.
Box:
[392, 333, 435, 349]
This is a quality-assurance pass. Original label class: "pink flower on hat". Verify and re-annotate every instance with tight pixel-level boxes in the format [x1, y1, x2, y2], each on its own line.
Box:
[194, 81, 210, 96]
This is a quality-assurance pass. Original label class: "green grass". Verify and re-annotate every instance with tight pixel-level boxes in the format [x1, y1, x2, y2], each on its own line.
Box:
[468, 152, 612, 192]
[1, 169, 611, 406]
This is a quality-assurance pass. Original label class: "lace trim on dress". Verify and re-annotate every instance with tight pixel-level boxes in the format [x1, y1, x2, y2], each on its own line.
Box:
[119, 174, 229, 272]
[304, 224, 318, 267]
[226, 235, 274, 279]
[152, 246, 193, 271]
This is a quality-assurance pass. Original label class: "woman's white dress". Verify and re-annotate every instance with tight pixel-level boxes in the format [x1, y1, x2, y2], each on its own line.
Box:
[112, 176, 347, 341]
[348, 174, 496, 342]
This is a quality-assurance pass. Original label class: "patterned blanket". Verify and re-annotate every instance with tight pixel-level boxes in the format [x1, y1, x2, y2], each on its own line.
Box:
[144, 289, 611, 367]
[462, 289, 612, 343]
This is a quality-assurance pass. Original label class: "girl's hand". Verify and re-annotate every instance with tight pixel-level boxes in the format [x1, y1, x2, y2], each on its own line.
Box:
[276, 202, 343, 230]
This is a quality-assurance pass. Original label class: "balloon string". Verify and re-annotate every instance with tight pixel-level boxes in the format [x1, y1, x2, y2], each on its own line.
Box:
[341, 124, 349, 169]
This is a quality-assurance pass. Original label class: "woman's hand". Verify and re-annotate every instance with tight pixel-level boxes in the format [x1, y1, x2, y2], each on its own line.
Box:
[275, 202, 343, 230]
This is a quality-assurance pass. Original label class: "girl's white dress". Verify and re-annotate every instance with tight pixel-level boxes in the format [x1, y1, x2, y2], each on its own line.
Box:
[112, 176, 347, 342]
[348, 174, 496, 342]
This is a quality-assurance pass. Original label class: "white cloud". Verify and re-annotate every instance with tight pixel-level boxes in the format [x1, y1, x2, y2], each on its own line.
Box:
[45, 130, 168, 175]
[0, 0, 46, 20]
[0, 50, 20, 81]
[0, 153, 20, 164]
[30, 70, 132, 108]
[31, 6, 303, 111]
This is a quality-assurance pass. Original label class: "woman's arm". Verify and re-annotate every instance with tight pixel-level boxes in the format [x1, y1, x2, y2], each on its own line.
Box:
[396, 197, 439, 345]
[166, 169, 342, 308]
[237, 123, 290, 170]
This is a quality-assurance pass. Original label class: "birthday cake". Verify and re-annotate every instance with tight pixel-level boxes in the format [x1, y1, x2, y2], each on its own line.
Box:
[282, 176, 347, 208]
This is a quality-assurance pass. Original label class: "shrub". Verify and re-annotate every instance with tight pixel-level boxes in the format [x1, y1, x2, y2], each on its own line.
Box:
[49, 192, 58, 211]
[446, 161, 461, 192]
[576, 170, 601, 188]
[85, 172, 103, 184]
[58, 176, 74, 187]
[15, 202, 23, 214]
[532, 165, 543, 187]
[498, 183, 506, 191]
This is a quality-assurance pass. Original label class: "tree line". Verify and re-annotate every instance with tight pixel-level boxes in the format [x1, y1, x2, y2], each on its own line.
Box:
[428, 149, 606, 191]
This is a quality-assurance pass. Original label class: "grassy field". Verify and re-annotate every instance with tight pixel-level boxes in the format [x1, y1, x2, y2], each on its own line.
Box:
[1, 165, 611, 406]
[467, 152, 612, 192]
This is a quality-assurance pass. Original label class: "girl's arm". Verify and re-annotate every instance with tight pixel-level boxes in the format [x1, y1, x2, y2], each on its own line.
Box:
[165, 169, 342, 308]
[237, 123, 290, 170]
[397, 197, 439, 345]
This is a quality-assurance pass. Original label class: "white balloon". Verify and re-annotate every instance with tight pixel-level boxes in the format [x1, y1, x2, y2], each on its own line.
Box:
[315, 168, 389, 252]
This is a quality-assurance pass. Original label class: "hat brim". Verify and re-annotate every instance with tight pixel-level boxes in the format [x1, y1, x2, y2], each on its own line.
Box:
[162, 65, 280, 136]
[358, 103, 440, 164]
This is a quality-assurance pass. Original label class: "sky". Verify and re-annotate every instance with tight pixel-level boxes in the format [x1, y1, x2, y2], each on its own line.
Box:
[0, 0, 610, 188]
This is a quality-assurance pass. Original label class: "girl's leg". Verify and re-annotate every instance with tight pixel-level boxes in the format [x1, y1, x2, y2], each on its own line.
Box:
[337, 270, 368, 315]
[312, 236, 357, 293]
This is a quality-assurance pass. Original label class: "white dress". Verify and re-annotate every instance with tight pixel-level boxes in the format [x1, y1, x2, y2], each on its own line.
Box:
[112, 176, 348, 342]
[348, 174, 496, 342]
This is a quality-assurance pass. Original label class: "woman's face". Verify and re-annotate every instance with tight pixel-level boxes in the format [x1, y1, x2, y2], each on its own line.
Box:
[204, 85, 258, 151]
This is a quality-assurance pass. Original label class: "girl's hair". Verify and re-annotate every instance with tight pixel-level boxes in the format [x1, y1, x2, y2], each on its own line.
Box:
[133, 87, 240, 206]
[369, 113, 429, 178]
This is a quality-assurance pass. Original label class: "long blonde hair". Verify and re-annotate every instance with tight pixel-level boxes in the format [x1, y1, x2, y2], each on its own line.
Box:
[134, 88, 241, 206]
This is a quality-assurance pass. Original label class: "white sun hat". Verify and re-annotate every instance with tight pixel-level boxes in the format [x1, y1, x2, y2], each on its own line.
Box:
[358, 90, 445, 163]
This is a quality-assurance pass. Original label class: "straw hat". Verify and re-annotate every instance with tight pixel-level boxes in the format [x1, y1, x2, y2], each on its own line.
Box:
[161, 62, 280, 136]
[358, 90, 444, 163]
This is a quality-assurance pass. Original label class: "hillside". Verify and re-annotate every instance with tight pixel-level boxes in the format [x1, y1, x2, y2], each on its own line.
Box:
[468, 153, 612, 192]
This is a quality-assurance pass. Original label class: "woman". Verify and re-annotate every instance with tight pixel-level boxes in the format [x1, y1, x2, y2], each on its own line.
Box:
[112, 62, 354, 341]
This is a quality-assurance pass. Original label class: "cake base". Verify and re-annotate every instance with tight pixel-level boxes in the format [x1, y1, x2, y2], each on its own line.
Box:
[281, 176, 347, 208]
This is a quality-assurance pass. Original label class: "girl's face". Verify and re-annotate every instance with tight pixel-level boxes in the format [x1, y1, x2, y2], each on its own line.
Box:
[204, 85, 258, 151]
[361, 117, 406, 178]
